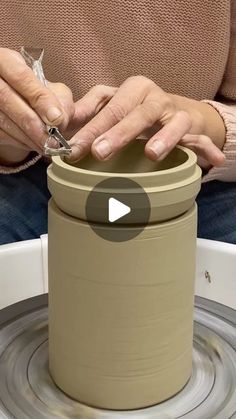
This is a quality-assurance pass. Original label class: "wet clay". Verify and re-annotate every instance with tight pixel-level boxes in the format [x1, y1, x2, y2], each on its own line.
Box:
[47, 141, 202, 410]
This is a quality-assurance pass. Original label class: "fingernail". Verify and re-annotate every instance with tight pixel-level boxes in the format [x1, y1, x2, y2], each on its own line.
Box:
[66, 142, 85, 162]
[148, 141, 166, 157]
[46, 107, 63, 123]
[94, 139, 112, 159]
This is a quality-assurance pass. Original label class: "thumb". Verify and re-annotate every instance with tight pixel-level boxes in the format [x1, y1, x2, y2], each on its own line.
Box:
[47, 82, 75, 130]
[180, 133, 225, 167]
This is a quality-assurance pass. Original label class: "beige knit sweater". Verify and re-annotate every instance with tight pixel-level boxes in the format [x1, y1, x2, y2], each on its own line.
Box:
[1, 0, 236, 181]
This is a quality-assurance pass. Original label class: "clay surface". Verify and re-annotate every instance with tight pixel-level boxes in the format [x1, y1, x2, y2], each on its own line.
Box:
[48, 144, 201, 410]
[48, 142, 201, 222]
[74, 140, 188, 173]
[49, 202, 197, 409]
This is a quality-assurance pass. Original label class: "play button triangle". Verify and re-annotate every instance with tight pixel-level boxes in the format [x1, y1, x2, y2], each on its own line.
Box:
[108, 197, 131, 223]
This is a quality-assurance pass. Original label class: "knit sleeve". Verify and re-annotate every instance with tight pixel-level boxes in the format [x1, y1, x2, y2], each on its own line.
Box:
[202, 0, 236, 182]
[0, 153, 42, 175]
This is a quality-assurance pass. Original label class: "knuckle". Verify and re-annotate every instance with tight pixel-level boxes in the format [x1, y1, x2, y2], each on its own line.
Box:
[20, 114, 34, 132]
[125, 75, 138, 84]
[194, 109, 205, 132]
[0, 48, 8, 61]
[83, 124, 101, 140]
[10, 49, 24, 62]
[139, 103, 157, 126]
[0, 130, 10, 141]
[105, 102, 126, 123]
[9, 68, 52, 110]
[177, 110, 192, 128]
[126, 75, 151, 85]
[20, 114, 43, 139]
[94, 84, 107, 92]
[0, 80, 11, 104]
[54, 82, 67, 90]
[127, 75, 157, 93]
[0, 111, 4, 125]
[0, 48, 21, 61]
[59, 112, 70, 131]
[92, 84, 109, 96]
[177, 109, 190, 120]
[53, 82, 72, 97]
[198, 134, 212, 145]
[9, 66, 31, 86]
[75, 102, 91, 122]
[92, 84, 114, 102]
[161, 95, 174, 111]
[29, 87, 51, 109]
[0, 114, 10, 132]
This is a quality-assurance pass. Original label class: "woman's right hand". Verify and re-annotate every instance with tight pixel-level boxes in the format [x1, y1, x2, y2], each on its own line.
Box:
[0, 48, 74, 166]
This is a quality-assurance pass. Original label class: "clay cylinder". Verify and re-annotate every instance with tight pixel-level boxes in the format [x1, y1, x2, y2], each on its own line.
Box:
[47, 142, 201, 410]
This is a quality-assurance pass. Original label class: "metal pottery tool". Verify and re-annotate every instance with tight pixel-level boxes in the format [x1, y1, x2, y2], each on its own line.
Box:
[20, 47, 72, 156]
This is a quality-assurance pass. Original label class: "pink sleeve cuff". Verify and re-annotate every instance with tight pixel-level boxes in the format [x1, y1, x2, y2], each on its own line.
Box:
[201, 100, 236, 183]
[0, 154, 42, 175]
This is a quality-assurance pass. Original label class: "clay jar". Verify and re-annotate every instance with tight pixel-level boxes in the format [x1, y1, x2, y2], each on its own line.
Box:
[47, 141, 201, 410]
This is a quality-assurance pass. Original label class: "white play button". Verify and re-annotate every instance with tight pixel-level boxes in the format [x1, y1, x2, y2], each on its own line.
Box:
[108, 197, 131, 223]
[86, 177, 151, 241]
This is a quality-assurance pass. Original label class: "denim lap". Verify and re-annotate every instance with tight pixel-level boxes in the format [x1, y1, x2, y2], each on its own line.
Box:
[197, 180, 236, 244]
[0, 160, 50, 245]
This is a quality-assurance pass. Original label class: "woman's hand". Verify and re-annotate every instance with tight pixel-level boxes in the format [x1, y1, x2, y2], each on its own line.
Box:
[0, 48, 74, 165]
[68, 76, 226, 168]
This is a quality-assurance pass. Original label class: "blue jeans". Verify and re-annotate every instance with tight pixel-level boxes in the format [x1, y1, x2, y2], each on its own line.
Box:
[197, 180, 236, 244]
[0, 160, 236, 245]
[0, 159, 50, 245]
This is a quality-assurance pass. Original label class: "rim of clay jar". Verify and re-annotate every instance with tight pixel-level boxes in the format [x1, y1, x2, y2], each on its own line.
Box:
[50, 145, 200, 190]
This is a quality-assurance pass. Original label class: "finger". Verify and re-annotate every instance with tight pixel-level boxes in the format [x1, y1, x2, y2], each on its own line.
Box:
[68, 78, 161, 161]
[0, 110, 42, 153]
[0, 130, 29, 150]
[0, 136, 31, 166]
[68, 85, 117, 132]
[0, 77, 47, 150]
[68, 101, 126, 162]
[0, 48, 65, 126]
[180, 133, 225, 166]
[91, 101, 160, 160]
[145, 111, 192, 160]
[47, 82, 75, 130]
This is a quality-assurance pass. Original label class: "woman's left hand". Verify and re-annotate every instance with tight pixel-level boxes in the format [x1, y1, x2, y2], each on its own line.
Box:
[67, 76, 226, 167]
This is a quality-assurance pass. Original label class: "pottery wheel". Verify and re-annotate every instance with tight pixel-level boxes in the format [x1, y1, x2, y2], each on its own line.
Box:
[0, 295, 235, 419]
